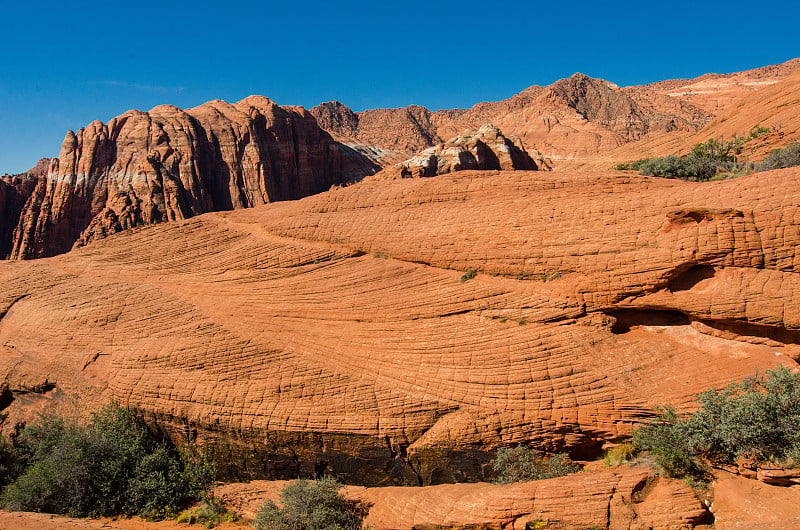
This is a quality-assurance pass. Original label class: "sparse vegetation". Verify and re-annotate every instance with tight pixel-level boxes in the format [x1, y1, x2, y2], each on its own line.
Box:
[491, 446, 581, 484]
[176, 497, 238, 528]
[252, 477, 370, 530]
[632, 367, 800, 478]
[618, 127, 785, 181]
[0, 405, 213, 519]
[459, 269, 477, 282]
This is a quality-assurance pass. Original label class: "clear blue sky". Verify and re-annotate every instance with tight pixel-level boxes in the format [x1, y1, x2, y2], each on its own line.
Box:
[1, 0, 798, 173]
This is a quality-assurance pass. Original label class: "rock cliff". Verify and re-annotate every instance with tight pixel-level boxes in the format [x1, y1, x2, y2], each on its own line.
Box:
[1, 167, 798, 486]
[0, 97, 377, 259]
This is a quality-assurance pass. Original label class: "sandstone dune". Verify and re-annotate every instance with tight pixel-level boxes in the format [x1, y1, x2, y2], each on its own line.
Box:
[312, 58, 799, 170]
[387, 124, 538, 178]
[1, 167, 797, 487]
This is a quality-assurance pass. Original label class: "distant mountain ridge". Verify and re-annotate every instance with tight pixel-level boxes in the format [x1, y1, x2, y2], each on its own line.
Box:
[311, 57, 800, 166]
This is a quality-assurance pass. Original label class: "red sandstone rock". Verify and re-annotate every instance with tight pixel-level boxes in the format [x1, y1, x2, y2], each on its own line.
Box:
[0, 98, 378, 259]
[0, 167, 798, 486]
[712, 470, 800, 529]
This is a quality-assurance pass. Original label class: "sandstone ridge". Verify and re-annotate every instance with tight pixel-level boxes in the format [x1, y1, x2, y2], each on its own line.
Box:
[311, 58, 799, 167]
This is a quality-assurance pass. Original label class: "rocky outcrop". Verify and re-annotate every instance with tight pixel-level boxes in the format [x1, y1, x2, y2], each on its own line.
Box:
[394, 124, 538, 178]
[0, 97, 378, 259]
[218, 469, 708, 529]
[0, 167, 798, 486]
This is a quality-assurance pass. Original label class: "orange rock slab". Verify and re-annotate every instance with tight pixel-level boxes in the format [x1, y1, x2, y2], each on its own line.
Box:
[0, 168, 798, 484]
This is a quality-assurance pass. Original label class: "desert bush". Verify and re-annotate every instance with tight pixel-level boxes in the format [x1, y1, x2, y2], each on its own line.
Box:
[632, 408, 703, 478]
[0, 405, 212, 518]
[632, 367, 800, 477]
[601, 443, 634, 467]
[491, 446, 580, 483]
[252, 477, 370, 530]
[177, 497, 237, 529]
[756, 142, 800, 171]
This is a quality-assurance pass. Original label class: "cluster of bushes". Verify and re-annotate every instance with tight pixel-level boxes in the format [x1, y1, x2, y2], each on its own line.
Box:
[632, 366, 800, 478]
[615, 125, 800, 181]
[0, 406, 213, 519]
[253, 477, 370, 530]
[616, 136, 748, 181]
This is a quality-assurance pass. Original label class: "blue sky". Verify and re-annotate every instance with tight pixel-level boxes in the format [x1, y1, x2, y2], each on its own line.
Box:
[1, 0, 798, 173]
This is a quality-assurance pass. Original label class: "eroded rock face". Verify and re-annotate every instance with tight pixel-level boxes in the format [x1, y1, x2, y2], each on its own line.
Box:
[0, 168, 798, 486]
[394, 124, 537, 178]
[0, 97, 378, 259]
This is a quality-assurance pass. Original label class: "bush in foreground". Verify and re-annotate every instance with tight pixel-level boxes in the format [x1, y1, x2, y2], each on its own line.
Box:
[633, 366, 800, 478]
[0, 405, 213, 518]
[491, 445, 581, 483]
[252, 477, 370, 530]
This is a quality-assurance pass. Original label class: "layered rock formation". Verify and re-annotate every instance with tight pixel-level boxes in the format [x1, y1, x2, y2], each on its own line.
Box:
[1, 167, 798, 486]
[3, 60, 797, 260]
[393, 124, 537, 178]
[0, 97, 378, 259]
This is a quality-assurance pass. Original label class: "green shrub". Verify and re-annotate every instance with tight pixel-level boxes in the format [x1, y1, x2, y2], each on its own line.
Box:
[491, 446, 580, 484]
[628, 136, 754, 182]
[177, 498, 237, 529]
[252, 478, 369, 530]
[0, 413, 25, 488]
[0, 405, 212, 518]
[632, 408, 704, 478]
[756, 142, 800, 171]
[632, 367, 800, 477]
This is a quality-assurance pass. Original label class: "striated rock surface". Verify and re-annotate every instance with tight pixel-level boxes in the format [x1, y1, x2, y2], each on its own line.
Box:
[0, 168, 799, 486]
[0, 97, 378, 259]
[392, 124, 537, 178]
